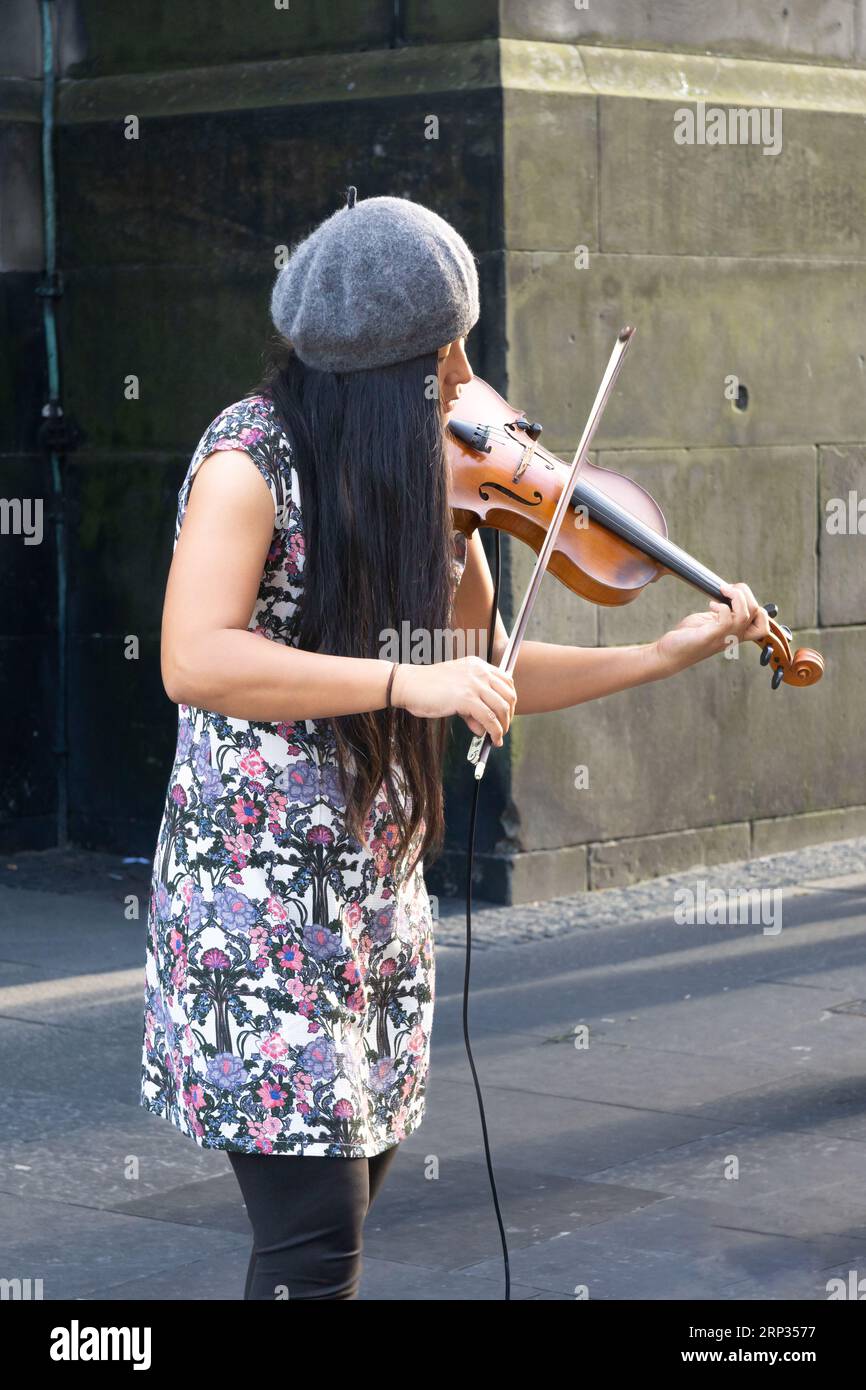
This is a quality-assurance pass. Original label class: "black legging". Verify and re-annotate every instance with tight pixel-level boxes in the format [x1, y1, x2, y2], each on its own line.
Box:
[227, 1143, 400, 1300]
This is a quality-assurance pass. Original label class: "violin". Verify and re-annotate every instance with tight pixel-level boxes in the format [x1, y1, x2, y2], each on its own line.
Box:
[446, 373, 825, 691]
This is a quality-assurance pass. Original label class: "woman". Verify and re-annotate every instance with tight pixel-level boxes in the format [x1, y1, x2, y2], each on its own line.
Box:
[140, 192, 769, 1301]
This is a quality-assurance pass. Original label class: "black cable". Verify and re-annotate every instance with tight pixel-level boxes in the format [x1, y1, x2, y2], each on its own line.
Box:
[462, 528, 511, 1300]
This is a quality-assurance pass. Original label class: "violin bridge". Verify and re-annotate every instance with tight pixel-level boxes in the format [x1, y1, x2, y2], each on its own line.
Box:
[511, 439, 537, 484]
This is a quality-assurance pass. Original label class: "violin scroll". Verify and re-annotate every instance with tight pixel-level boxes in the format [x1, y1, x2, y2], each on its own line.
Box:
[759, 616, 825, 689]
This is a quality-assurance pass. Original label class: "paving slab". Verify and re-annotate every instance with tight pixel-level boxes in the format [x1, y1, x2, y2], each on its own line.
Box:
[0, 1191, 247, 1302]
[0, 886, 145, 976]
[361, 1151, 664, 1271]
[416, 1072, 747, 1177]
[582, 1123, 866, 1237]
[0, 1088, 228, 1208]
[90, 1249, 545, 1302]
[724, 1253, 866, 1302]
[0, 1018, 141, 1111]
[106, 1170, 253, 1236]
[432, 1031, 822, 1113]
[463, 1232, 848, 1302]
[460, 1192, 866, 1301]
[540, 980, 861, 1055]
[704, 1014, 866, 1078]
[690, 1069, 866, 1138]
[760, 962, 866, 993]
[87, 1247, 248, 1301]
[357, 1257, 540, 1301]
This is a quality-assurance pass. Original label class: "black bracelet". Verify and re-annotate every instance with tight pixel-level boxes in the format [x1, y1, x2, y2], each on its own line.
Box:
[385, 661, 399, 709]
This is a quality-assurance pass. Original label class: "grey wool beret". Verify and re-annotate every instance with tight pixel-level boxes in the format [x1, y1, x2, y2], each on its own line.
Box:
[270, 189, 480, 372]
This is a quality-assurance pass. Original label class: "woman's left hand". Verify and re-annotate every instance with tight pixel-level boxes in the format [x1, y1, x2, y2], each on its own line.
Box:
[654, 580, 773, 675]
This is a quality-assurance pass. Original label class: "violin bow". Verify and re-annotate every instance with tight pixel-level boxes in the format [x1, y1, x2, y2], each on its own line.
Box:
[467, 325, 638, 780]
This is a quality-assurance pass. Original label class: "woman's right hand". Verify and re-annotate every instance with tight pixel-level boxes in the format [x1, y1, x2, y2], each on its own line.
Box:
[391, 656, 517, 747]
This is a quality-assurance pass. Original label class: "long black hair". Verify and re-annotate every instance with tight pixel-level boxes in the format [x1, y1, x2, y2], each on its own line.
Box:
[248, 335, 455, 877]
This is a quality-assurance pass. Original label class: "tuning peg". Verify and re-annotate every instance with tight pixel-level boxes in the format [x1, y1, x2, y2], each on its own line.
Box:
[764, 602, 778, 618]
[771, 667, 784, 690]
[780, 624, 792, 641]
[760, 644, 773, 667]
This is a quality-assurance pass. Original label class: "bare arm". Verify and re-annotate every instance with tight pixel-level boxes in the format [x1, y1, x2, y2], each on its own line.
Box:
[450, 529, 771, 713]
[160, 449, 517, 745]
[160, 450, 394, 720]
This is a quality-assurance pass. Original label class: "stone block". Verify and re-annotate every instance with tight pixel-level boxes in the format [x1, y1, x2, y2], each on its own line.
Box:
[753, 805, 866, 856]
[59, 1, 396, 78]
[59, 246, 495, 450]
[58, 268, 269, 451]
[67, 634, 176, 851]
[588, 822, 750, 890]
[497, 39, 866, 116]
[65, 449, 185, 638]
[592, 446, 818, 643]
[492, 841, 589, 904]
[0, 272, 47, 452]
[599, 98, 866, 259]
[428, 841, 588, 906]
[1, 0, 41, 79]
[858, 5, 866, 62]
[500, 0, 858, 65]
[508, 535, 599, 648]
[506, 252, 866, 451]
[507, 625, 861, 850]
[57, 91, 501, 271]
[0, 636, 58, 851]
[57, 42, 503, 124]
[502, 87, 597, 251]
[403, 0, 498, 44]
[0, 123, 43, 272]
[818, 445, 866, 626]
[0, 455, 56, 638]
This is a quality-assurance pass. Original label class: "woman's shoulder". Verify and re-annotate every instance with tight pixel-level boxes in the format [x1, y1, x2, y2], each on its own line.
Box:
[183, 393, 298, 522]
[194, 393, 290, 463]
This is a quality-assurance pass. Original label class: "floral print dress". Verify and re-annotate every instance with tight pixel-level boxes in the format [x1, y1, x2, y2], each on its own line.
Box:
[140, 394, 468, 1157]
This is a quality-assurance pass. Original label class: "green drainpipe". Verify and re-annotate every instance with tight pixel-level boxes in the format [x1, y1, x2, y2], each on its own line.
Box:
[36, 0, 72, 847]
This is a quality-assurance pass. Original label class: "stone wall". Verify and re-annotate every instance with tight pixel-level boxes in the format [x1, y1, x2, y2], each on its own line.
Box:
[1, 1, 863, 899]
